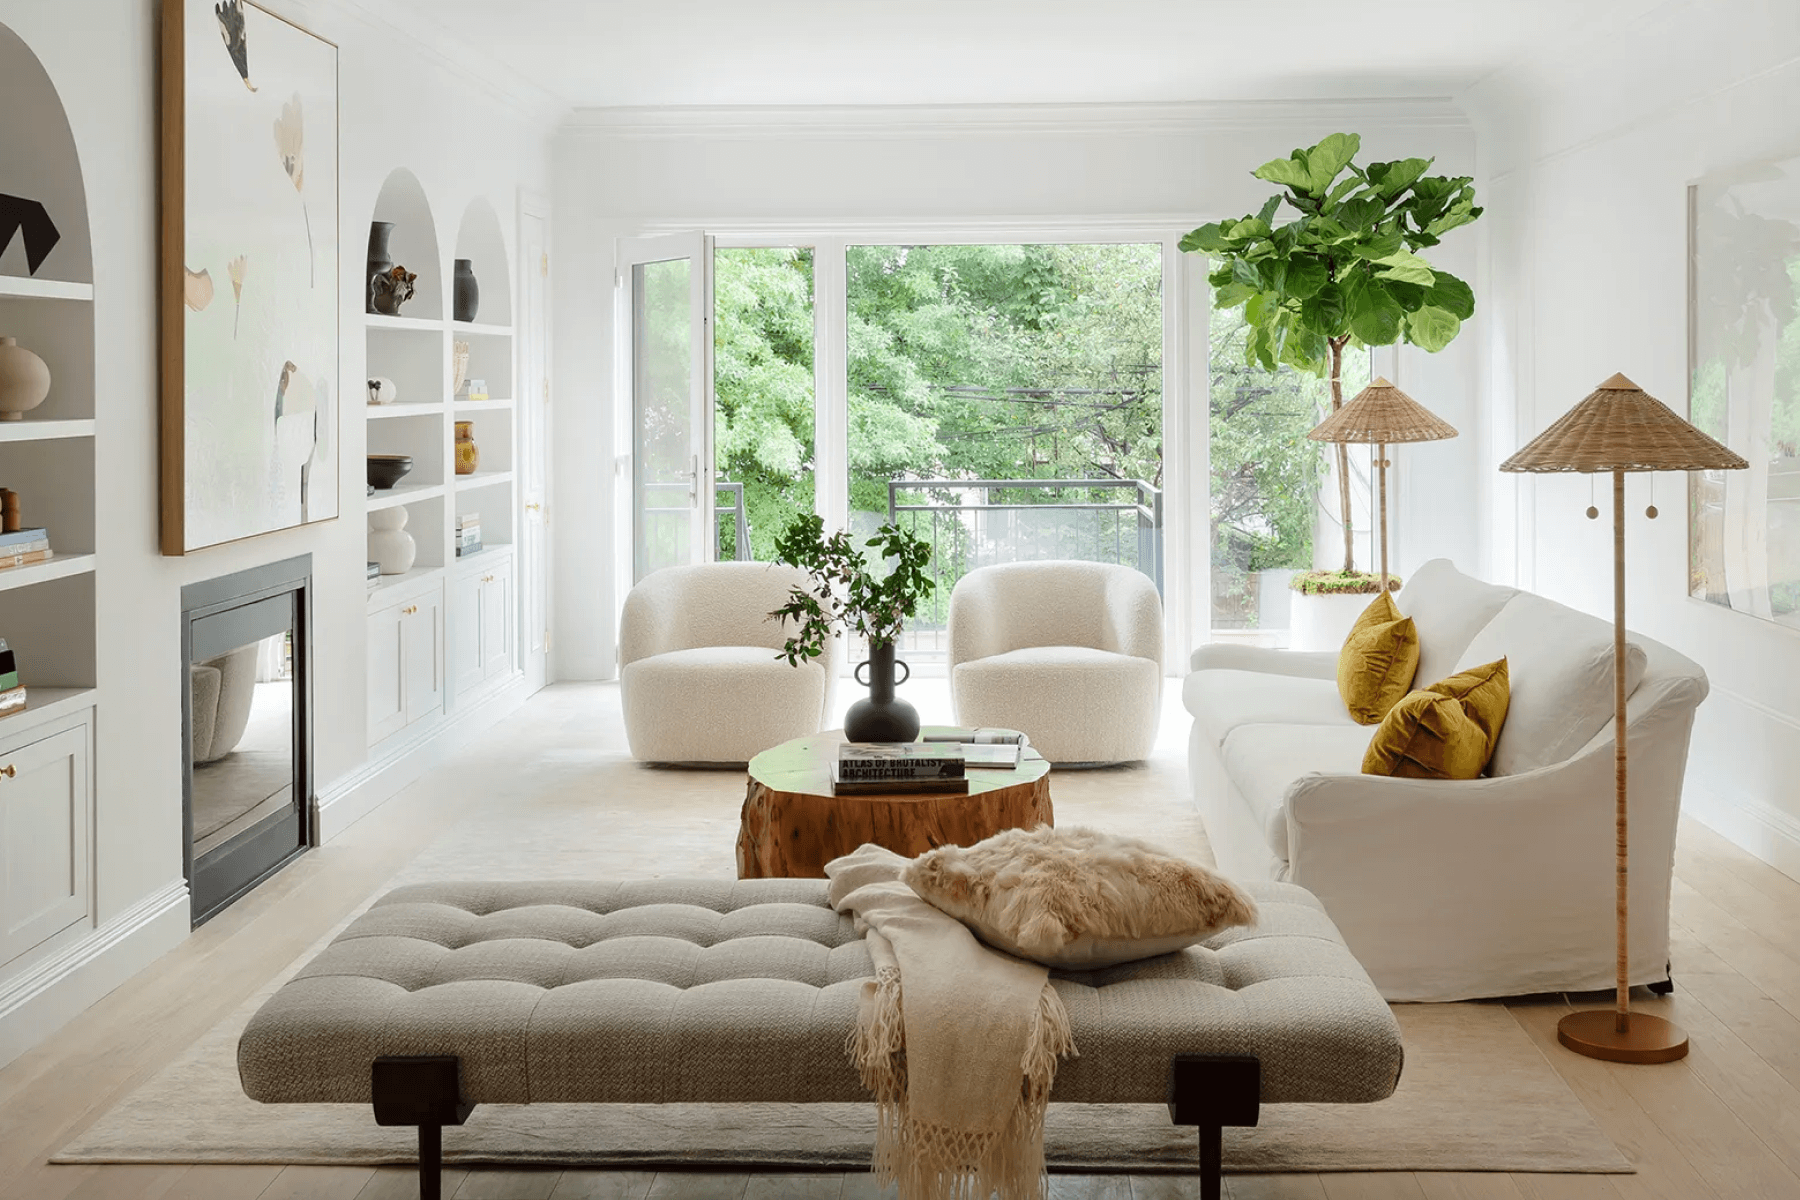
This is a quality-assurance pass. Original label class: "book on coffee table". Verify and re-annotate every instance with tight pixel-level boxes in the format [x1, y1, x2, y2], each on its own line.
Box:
[830, 760, 971, 796]
[837, 742, 966, 783]
[960, 742, 1023, 769]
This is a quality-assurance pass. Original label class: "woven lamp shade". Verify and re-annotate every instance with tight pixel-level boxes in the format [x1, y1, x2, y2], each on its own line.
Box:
[1308, 377, 1458, 444]
[1500, 373, 1747, 474]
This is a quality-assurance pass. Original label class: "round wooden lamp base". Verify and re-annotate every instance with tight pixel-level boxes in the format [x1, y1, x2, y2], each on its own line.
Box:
[1557, 1010, 1689, 1064]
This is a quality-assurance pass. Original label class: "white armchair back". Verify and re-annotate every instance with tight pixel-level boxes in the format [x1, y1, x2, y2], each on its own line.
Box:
[947, 560, 1162, 669]
[620, 561, 821, 667]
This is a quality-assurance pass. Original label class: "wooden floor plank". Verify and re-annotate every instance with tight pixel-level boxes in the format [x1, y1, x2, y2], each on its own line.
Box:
[261, 1166, 378, 1200]
[1508, 1176, 1623, 1200]
[547, 1170, 658, 1200]
[1319, 1175, 1427, 1199]
[643, 1174, 751, 1200]
[1049, 1177, 1136, 1200]
[157, 1165, 284, 1200]
[59, 1166, 192, 1200]
[1225, 1176, 1330, 1200]
[455, 1168, 565, 1199]
[743, 1174, 843, 1200]
[357, 1167, 470, 1199]
[1505, 1001, 1718, 1200]
[1416, 1175, 1527, 1199]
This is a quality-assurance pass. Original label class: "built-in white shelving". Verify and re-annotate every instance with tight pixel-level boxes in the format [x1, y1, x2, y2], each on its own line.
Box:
[454, 470, 513, 492]
[367, 482, 446, 512]
[454, 321, 514, 336]
[364, 313, 442, 333]
[0, 277, 91, 302]
[367, 565, 445, 601]
[0, 553, 95, 594]
[366, 403, 444, 420]
[452, 398, 513, 414]
[0, 418, 95, 442]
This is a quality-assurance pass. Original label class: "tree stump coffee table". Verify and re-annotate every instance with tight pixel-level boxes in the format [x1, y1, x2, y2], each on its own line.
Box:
[736, 730, 1053, 879]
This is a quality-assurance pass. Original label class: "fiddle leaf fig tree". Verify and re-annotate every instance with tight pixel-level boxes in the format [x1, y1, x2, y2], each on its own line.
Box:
[1180, 132, 1482, 574]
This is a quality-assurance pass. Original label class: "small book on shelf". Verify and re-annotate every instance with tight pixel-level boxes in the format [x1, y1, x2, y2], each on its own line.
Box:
[0, 547, 52, 571]
[830, 761, 969, 796]
[0, 684, 27, 717]
[0, 527, 49, 550]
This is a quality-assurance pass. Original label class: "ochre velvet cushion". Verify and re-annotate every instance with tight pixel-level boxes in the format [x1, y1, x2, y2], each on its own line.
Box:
[901, 825, 1258, 969]
[1363, 658, 1511, 780]
[1337, 591, 1420, 725]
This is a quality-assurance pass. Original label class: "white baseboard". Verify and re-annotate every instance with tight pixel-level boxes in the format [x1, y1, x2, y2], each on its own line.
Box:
[0, 879, 190, 1069]
[315, 673, 533, 843]
[1686, 783, 1800, 885]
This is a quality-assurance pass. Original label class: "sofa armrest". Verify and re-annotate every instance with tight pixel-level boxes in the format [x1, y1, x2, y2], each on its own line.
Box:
[1281, 699, 1692, 1000]
[1188, 643, 1338, 679]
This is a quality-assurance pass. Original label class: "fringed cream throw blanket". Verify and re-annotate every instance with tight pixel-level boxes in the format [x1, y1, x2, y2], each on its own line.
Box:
[825, 844, 1078, 1200]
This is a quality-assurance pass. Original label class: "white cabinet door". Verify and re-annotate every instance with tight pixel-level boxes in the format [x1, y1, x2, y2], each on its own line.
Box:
[367, 600, 407, 744]
[1, 723, 90, 966]
[449, 571, 484, 698]
[402, 591, 444, 726]
[480, 564, 513, 681]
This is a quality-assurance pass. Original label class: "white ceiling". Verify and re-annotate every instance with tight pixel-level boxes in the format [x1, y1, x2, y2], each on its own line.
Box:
[391, 0, 1664, 110]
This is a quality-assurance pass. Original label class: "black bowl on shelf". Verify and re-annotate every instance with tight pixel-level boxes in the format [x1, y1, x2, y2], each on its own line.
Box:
[367, 454, 414, 490]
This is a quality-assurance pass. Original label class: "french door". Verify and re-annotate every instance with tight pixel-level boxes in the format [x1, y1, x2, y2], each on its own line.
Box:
[618, 233, 713, 582]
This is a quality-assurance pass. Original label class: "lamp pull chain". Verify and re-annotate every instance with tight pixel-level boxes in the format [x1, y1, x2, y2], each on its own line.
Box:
[1647, 473, 1659, 520]
[1587, 474, 1599, 520]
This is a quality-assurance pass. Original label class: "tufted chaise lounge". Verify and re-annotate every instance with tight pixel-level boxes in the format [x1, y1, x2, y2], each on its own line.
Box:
[239, 877, 1402, 1200]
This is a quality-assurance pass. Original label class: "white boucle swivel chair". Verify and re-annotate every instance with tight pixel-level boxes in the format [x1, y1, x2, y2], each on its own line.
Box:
[948, 561, 1163, 764]
[620, 562, 839, 764]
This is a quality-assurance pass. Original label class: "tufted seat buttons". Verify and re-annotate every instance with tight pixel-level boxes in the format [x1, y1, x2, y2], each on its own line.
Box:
[239, 877, 1402, 1108]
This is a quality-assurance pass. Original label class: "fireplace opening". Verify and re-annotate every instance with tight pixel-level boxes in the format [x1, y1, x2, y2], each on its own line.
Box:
[181, 555, 314, 926]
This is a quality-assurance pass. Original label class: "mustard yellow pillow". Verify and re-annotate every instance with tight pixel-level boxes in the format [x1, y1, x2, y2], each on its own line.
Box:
[1338, 591, 1420, 725]
[1363, 658, 1511, 780]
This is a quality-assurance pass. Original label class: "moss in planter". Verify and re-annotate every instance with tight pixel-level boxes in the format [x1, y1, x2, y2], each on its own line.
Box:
[1290, 569, 1403, 596]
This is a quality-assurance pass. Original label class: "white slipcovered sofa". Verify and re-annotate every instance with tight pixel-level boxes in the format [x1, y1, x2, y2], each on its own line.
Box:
[1185, 558, 1709, 1002]
[949, 561, 1162, 764]
[620, 562, 839, 764]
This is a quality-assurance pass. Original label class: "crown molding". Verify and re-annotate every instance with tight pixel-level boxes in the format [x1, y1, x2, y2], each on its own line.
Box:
[263, 0, 568, 127]
[561, 98, 1474, 141]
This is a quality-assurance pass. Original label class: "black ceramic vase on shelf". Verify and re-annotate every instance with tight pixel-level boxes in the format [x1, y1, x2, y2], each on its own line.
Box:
[845, 639, 920, 743]
[453, 258, 480, 322]
[365, 222, 394, 314]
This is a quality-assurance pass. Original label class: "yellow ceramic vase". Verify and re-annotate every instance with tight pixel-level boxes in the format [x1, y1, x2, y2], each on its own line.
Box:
[454, 421, 479, 475]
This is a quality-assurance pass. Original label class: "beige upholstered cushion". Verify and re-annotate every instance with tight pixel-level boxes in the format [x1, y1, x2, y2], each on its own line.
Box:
[953, 646, 1160, 764]
[238, 878, 1403, 1107]
[1219, 724, 1374, 859]
[620, 647, 830, 763]
[902, 826, 1258, 969]
[1396, 558, 1519, 689]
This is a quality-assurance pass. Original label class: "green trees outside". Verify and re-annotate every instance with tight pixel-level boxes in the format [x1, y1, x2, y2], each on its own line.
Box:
[711, 244, 1164, 562]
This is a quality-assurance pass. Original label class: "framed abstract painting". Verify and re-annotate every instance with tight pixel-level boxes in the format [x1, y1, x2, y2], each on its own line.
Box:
[1687, 161, 1800, 627]
[160, 0, 338, 554]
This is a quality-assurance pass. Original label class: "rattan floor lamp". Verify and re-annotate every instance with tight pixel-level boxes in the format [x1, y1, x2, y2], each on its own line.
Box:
[1501, 372, 1746, 1064]
[1308, 377, 1458, 593]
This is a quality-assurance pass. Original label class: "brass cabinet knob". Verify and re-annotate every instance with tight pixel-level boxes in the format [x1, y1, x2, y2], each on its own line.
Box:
[402, 604, 417, 616]
[0, 765, 15, 778]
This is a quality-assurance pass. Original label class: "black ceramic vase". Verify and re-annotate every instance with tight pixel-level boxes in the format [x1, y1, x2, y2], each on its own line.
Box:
[845, 639, 920, 743]
[366, 222, 394, 314]
[453, 258, 480, 322]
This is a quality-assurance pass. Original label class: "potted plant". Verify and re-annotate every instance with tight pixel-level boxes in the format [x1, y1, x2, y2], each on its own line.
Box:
[770, 514, 935, 742]
[1181, 132, 1480, 646]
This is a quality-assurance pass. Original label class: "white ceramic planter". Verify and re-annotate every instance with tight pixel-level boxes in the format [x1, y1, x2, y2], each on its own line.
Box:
[1288, 590, 1376, 651]
[369, 506, 416, 575]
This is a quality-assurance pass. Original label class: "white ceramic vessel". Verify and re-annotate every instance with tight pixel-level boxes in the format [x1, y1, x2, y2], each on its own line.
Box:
[0, 336, 51, 420]
[369, 506, 417, 575]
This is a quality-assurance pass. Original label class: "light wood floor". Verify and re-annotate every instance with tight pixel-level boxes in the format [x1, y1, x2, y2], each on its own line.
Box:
[4, 682, 1800, 1200]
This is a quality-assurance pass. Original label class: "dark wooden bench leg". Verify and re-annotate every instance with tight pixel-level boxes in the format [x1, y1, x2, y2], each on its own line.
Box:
[1167, 1054, 1261, 1200]
[372, 1056, 475, 1200]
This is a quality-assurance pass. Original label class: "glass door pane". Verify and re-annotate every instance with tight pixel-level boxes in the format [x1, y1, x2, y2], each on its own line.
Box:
[1207, 307, 1369, 643]
[844, 243, 1164, 664]
[621, 234, 710, 581]
[713, 247, 815, 560]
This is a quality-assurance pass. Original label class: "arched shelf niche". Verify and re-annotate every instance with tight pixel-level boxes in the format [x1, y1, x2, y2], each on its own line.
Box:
[0, 19, 97, 697]
[368, 168, 442, 320]
[0, 22, 92, 286]
[452, 196, 511, 328]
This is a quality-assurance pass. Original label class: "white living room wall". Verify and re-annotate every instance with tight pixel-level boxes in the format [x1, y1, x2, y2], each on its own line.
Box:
[551, 102, 1481, 681]
[1465, 0, 1800, 878]
[0, 0, 554, 1065]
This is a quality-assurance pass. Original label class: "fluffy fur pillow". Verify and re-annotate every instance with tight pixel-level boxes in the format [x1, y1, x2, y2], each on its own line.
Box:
[901, 825, 1258, 969]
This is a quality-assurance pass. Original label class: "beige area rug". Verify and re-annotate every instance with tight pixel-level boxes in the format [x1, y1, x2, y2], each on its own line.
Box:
[54, 683, 1631, 1174]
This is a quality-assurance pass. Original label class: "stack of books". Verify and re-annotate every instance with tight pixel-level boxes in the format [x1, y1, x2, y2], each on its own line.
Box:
[456, 513, 482, 558]
[0, 638, 26, 716]
[366, 561, 381, 592]
[0, 527, 52, 571]
[833, 743, 969, 795]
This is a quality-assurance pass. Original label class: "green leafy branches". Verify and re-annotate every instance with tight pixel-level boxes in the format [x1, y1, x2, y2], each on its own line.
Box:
[769, 514, 936, 665]
[1178, 131, 1483, 373]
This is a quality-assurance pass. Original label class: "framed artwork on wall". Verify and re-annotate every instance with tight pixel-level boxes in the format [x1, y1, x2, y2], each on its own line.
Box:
[160, 0, 339, 555]
[1688, 160, 1800, 628]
